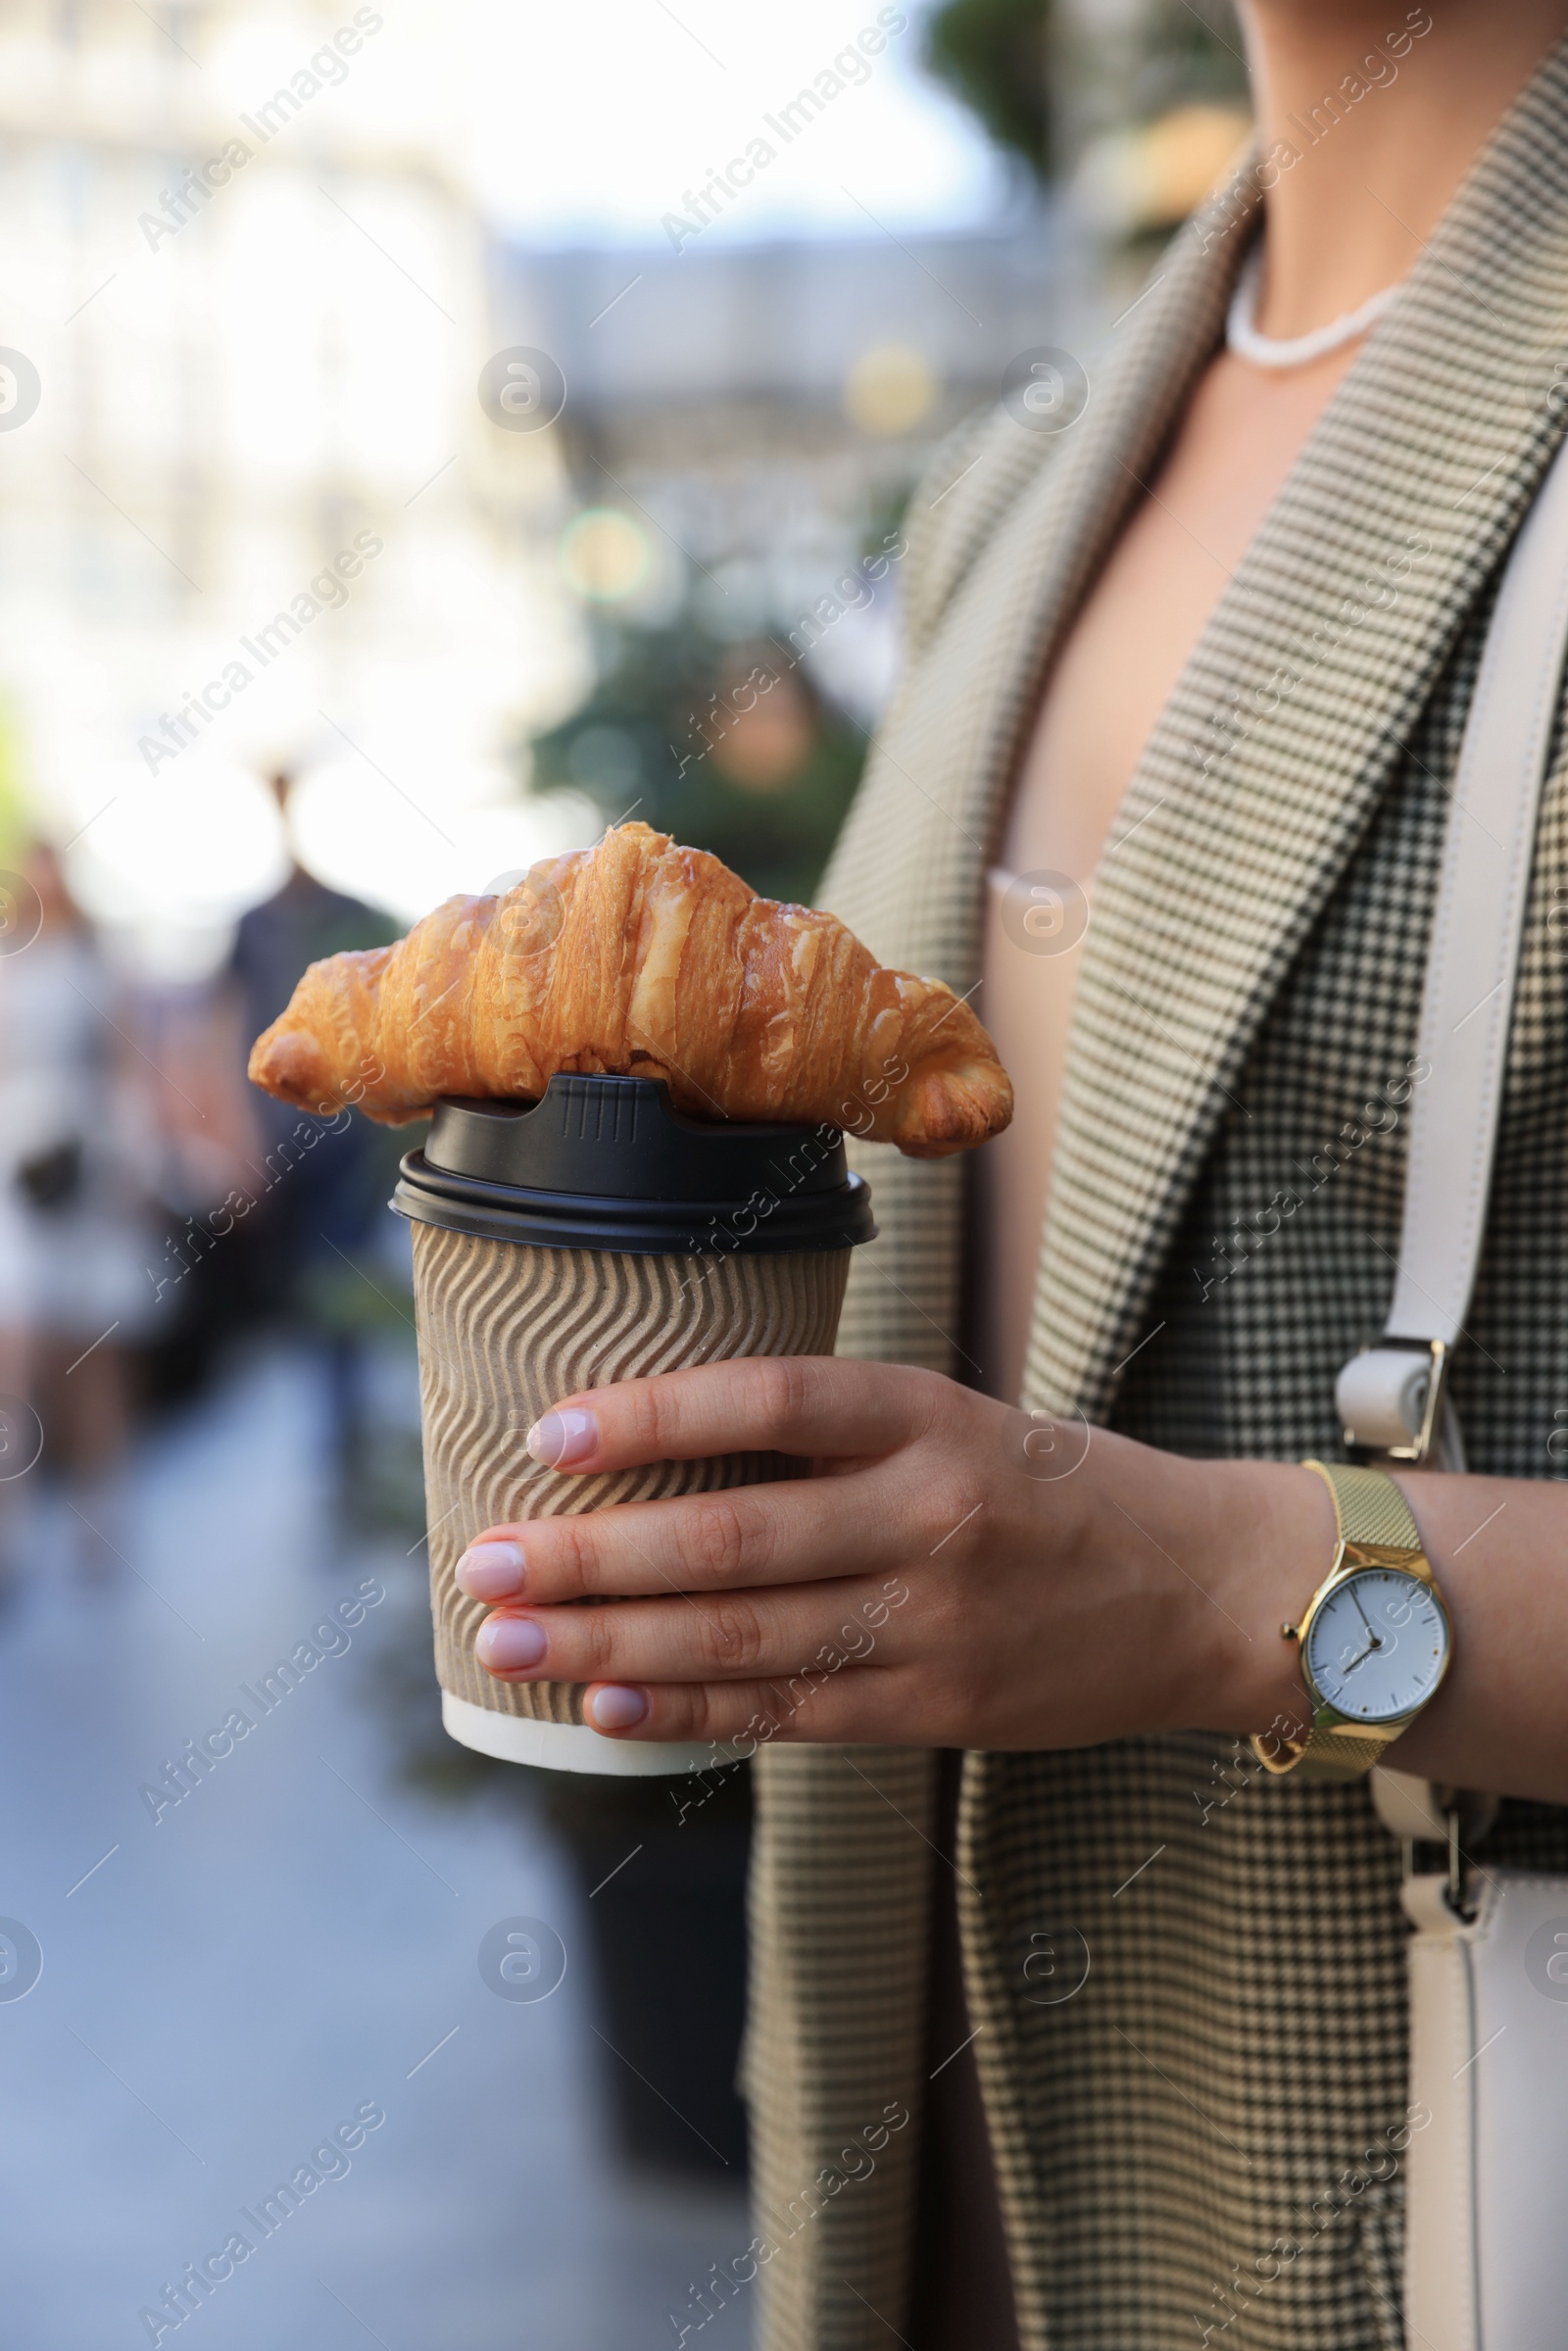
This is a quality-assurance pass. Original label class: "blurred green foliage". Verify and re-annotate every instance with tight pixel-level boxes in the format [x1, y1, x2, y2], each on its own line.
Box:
[925, 0, 1054, 182]
[0, 696, 31, 865]
[1125, 0, 1249, 122]
[924, 0, 1247, 193]
[531, 615, 870, 908]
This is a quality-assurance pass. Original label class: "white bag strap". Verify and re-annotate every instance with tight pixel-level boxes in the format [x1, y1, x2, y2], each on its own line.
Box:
[1336, 435, 1568, 1462]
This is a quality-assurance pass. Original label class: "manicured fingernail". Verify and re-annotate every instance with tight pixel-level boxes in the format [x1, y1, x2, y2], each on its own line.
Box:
[455, 1542, 525, 1600]
[527, 1408, 599, 1467]
[475, 1616, 547, 1672]
[589, 1686, 648, 1731]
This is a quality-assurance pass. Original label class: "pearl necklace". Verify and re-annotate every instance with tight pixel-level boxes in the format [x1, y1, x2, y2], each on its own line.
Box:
[1226, 248, 1404, 370]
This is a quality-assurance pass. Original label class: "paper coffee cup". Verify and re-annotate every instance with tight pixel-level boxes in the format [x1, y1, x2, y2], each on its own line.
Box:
[393, 1074, 873, 1777]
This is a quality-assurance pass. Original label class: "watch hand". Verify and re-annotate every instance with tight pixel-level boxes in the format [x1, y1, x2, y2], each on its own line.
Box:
[1346, 1586, 1386, 1659]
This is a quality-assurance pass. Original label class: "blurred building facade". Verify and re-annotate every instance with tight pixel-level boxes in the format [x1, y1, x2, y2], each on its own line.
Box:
[0, 0, 590, 969]
[504, 214, 1067, 709]
[497, 211, 1073, 900]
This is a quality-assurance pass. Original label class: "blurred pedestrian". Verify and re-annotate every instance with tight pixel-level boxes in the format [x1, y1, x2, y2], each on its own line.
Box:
[0, 844, 158, 1575]
[226, 773, 401, 1486]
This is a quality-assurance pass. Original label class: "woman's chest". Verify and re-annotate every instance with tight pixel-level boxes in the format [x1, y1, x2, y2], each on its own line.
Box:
[1003, 345, 1361, 881]
[973, 348, 1367, 1400]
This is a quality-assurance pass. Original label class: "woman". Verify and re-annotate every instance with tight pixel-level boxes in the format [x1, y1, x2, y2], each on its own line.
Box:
[457, 4, 1568, 2343]
[0, 845, 157, 1572]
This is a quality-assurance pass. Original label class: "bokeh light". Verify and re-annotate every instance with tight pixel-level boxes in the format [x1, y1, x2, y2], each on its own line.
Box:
[1075, 103, 1252, 237]
[558, 509, 655, 604]
[844, 342, 939, 435]
[63, 759, 289, 978]
[287, 759, 602, 923]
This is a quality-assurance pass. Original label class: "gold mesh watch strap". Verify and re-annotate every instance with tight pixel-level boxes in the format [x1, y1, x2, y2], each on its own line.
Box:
[1251, 1461, 1426, 1780]
[1280, 1721, 1396, 1779]
[1308, 1459, 1422, 1551]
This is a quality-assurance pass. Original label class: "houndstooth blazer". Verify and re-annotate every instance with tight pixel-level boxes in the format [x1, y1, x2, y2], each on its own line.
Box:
[746, 36, 1568, 2351]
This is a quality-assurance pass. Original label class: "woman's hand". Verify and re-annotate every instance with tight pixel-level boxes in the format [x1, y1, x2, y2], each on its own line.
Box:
[452, 1357, 1320, 1752]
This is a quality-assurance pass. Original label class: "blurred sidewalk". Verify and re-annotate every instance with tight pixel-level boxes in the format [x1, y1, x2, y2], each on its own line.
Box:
[0, 1342, 750, 2348]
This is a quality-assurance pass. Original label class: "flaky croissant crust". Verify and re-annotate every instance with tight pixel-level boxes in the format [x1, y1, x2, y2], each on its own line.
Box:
[247, 821, 1011, 1156]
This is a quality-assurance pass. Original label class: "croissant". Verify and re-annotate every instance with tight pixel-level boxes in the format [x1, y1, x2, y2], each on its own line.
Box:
[247, 821, 1011, 1157]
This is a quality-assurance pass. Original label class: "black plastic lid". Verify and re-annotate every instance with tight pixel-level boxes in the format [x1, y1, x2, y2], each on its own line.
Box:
[390, 1073, 875, 1255]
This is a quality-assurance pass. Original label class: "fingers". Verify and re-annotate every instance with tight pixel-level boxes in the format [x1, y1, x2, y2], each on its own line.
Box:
[520, 1356, 948, 1474]
[473, 1570, 913, 1691]
[577, 1668, 918, 1748]
[456, 1462, 945, 1603]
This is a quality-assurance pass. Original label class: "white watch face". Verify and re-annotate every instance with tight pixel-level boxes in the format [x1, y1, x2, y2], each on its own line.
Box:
[1303, 1568, 1450, 1724]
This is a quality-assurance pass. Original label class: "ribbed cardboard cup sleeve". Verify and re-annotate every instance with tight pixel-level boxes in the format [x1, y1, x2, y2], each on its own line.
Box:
[410, 1222, 851, 1733]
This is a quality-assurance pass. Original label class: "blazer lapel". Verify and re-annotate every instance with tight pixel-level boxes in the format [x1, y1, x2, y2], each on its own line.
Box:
[1026, 35, 1568, 1423]
[819, 164, 1263, 1386]
[821, 166, 1262, 988]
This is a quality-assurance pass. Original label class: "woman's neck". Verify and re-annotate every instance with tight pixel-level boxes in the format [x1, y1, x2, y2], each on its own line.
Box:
[1238, 0, 1568, 335]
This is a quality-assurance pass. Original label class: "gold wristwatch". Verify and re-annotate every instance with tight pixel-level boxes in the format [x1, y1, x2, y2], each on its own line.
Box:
[1249, 1460, 1453, 1780]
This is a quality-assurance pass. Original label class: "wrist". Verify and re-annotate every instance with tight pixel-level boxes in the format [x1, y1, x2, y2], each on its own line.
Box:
[1094, 1444, 1326, 1739]
[1203, 1455, 1328, 1738]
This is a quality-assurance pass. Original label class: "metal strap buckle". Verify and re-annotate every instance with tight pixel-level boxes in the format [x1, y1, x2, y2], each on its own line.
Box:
[1336, 1337, 1447, 1465]
[1398, 1807, 1481, 1921]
